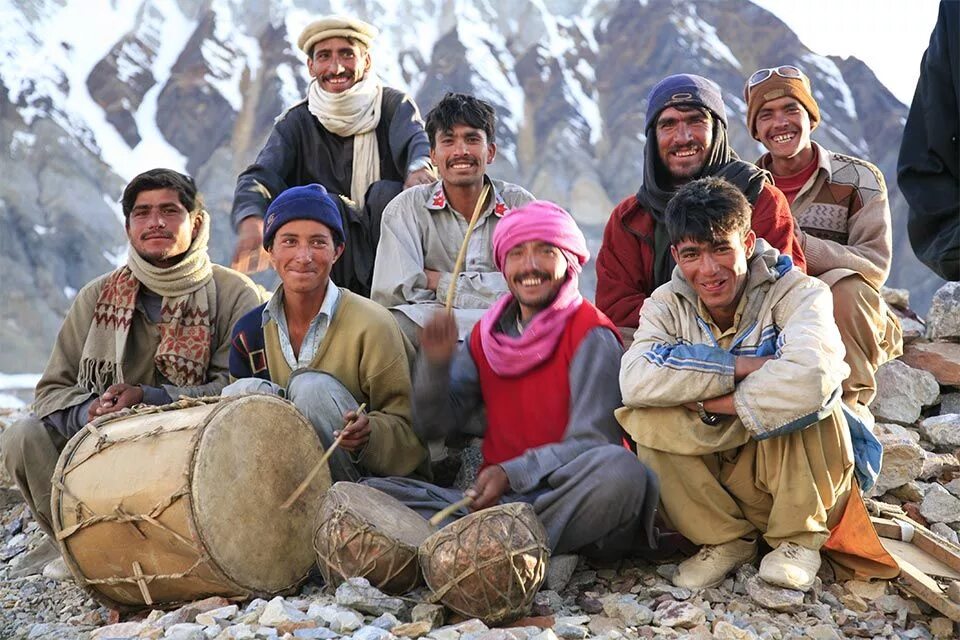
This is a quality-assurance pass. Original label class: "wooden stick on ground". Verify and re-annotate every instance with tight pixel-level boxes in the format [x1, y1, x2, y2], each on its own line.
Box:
[444, 183, 491, 310]
[429, 495, 474, 527]
[280, 403, 367, 510]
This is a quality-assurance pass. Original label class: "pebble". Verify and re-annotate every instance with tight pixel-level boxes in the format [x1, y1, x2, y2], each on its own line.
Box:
[652, 601, 705, 628]
[745, 576, 804, 613]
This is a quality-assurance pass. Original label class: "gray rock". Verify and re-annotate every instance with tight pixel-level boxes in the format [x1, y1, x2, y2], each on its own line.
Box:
[292, 630, 339, 640]
[889, 481, 928, 503]
[919, 452, 960, 480]
[646, 584, 693, 600]
[426, 630, 460, 640]
[196, 605, 239, 626]
[869, 431, 926, 495]
[372, 614, 401, 630]
[745, 576, 804, 612]
[30, 624, 97, 640]
[545, 554, 579, 592]
[920, 484, 960, 523]
[165, 623, 207, 640]
[930, 522, 960, 545]
[901, 316, 926, 343]
[652, 601, 705, 628]
[552, 624, 588, 640]
[254, 627, 279, 639]
[946, 478, 960, 497]
[869, 360, 940, 424]
[529, 631, 559, 640]
[352, 625, 395, 640]
[872, 594, 922, 617]
[601, 593, 653, 626]
[91, 622, 145, 639]
[876, 422, 921, 442]
[711, 620, 758, 640]
[940, 392, 960, 415]
[330, 611, 364, 634]
[927, 283, 960, 340]
[920, 414, 960, 448]
[335, 577, 406, 616]
[804, 625, 841, 640]
[882, 287, 910, 308]
[259, 597, 307, 627]
[218, 624, 256, 640]
[411, 603, 445, 629]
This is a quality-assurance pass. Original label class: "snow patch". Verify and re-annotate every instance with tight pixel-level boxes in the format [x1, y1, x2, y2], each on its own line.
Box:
[204, 0, 262, 112]
[0, 373, 42, 390]
[0, 394, 26, 409]
[10, 130, 36, 153]
[63, 286, 77, 299]
[671, 6, 742, 70]
[802, 53, 857, 119]
[33, 224, 49, 236]
[103, 247, 128, 269]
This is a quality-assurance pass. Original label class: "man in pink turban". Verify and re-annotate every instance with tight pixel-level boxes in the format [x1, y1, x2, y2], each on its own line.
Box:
[365, 201, 659, 565]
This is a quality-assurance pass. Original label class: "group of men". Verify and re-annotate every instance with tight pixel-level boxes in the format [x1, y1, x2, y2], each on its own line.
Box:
[4, 12, 910, 596]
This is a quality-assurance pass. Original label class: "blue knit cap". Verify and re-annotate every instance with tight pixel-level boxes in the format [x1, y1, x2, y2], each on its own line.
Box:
[645, 74, 728, 130]
[262, 184, 345, 249]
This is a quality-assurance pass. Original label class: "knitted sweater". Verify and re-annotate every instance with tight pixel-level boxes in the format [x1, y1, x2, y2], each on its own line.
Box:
[229, 289, 428, 478]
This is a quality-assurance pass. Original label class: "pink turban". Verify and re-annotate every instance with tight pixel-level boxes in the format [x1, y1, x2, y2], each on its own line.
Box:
[492, 201, 589, 272]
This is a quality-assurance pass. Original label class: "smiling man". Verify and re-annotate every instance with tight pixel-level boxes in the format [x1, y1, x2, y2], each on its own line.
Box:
[617, 177, 881, 592]
[226, 184, 428, 482]
[231, 15, 434, 296]
[1, 169, 261, 578]
[365, 201, 659, 562]
[745, 65, 902, 425]
[595, 74, 805, 338]
[370, 93, 534, 347]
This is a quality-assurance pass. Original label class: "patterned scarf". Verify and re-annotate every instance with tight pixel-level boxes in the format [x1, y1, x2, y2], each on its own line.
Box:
[77, 211, 216, 392]
[307, 72, 383, 209]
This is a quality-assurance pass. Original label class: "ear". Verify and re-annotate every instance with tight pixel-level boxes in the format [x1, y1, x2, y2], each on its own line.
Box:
[362, 51, 372, 75]
[744, 229, 757, 258]
[486, 142, 497, 164]
[670, 244, 680, 264]
[429, 146, 438, 167]
[306, 55, 318, 79]
[191, 213, 203, 240]
[332, 243, 345, 264]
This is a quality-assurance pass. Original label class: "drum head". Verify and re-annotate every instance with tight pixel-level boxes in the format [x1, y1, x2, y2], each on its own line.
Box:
[328, 482, 433, 547]
[191, 394, 330, 593]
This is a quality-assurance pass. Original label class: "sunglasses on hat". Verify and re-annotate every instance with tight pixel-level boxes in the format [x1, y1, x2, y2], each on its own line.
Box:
[747, 65, 805, 87]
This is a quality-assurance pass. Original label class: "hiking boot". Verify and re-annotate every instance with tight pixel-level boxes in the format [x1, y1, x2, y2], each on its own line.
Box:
[672, 538, 757, 589]
[42, 556, 72, 582]
[759, 541, 821, 591]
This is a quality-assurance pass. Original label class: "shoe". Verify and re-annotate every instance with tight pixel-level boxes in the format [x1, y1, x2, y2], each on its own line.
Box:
[41, 557, 72, 581]
[759, 542, 821, 591]
[672, 538, 757, 589]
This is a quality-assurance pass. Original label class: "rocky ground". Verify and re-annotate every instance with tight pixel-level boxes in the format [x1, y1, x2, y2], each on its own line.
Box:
[1, 284, 960, 640]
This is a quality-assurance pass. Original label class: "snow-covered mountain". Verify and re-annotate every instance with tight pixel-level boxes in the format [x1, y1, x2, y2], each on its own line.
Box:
[0, 0, 939, 370]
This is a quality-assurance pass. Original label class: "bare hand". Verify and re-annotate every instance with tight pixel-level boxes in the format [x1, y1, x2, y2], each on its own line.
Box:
[466, 465, 510, 511]
[231, 217, 270, 274]
[420, 311, 458, 366]
[88, 383, 144, 421]
[403, 166, 436, 189]
[734, 356, 774, 381]
[334, 410, 371, 453]
[424, 269, 442, 292]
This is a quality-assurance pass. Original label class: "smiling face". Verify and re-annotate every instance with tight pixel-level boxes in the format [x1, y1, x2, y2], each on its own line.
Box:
[655, 106, 714, 185]
[430, 123, 496, 189]
[306, 36, 370, 94]
[671, 229, 756, 327]
[126, 188, 200, 267]
[755, 96, 814, 163]
[269, 219, 344, 297]
[502, 240, 568, 322]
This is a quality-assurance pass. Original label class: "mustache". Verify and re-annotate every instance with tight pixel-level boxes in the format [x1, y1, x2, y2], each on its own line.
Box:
[322, 72, 352, 81]
[140, 231, 173, 240]
[513, 270, 552, 282]
[446, 156, 478, 167]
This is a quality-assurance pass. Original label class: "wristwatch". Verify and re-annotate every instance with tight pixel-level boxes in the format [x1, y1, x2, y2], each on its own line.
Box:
[696, 401, 722, 426]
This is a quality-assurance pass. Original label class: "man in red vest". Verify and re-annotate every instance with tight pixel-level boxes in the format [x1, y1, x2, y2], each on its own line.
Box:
[365, 200, 659, 560]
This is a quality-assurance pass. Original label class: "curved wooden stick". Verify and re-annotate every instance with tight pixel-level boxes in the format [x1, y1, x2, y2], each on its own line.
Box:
[444, 183, 491, 310]
[280, 403, 367, 510]
[429, 495, 474, 527]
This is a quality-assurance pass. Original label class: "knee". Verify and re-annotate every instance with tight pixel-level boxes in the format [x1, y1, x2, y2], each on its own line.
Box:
[1, 416, 47, 477]
[583, 446, 651, 506]
[221, 378, 282, 398]
[831, 275, 878, 319]
[287, 371, 348, 403]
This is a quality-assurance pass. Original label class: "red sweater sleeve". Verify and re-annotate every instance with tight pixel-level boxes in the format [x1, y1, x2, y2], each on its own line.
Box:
[595, 198, 653, 329]
[752, 184, 807, 273]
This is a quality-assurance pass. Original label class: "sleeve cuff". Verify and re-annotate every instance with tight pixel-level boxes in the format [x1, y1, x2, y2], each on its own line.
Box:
[143, 385, 174, 406]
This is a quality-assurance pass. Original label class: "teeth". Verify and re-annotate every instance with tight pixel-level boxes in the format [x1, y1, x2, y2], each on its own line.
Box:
[773, 133, 795, 142]
[520, 278, 542, 286]
[674, 149, 699, 157]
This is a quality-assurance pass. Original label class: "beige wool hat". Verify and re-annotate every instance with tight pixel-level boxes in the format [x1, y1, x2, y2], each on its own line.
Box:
[744, 68, 821, 140]
[297, 15, 378, 55]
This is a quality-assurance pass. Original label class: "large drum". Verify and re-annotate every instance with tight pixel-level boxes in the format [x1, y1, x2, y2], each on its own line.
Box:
[419, 502, 549, 625]
[314, 482, 433, 594]
[51, 394, 331, 610]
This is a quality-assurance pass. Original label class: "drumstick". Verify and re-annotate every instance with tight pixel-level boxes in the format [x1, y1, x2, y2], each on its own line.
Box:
[444, 183, 491, 310]
[280, 403, 367, 510]
[429, 495, 474, 526]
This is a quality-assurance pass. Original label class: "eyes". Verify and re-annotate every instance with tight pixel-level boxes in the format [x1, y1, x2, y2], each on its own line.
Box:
[757, 105, 802, 121]
[314, 49, 357, 62]
[278, 237, 331, 249]
[437, 134, 484, 146]
[131, 205, 185, 219]
[657, 114, 709, 132]
[505, 245, 560, 260]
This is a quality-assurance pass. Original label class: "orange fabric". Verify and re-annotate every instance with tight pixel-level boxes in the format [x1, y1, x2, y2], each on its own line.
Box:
[822, 482, 900, 580]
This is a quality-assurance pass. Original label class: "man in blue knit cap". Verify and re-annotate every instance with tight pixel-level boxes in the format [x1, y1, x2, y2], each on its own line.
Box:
[224, 183, 428, 481]
[595, 73, 805, 339]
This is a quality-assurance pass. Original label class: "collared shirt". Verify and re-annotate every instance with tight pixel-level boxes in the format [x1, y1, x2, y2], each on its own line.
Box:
[262, 282, 341, 370]
[697, 292, 749, 349]
[370, 177, 535, 340]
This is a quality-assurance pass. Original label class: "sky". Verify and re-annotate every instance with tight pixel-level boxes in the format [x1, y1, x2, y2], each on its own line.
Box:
[751, 0, 942, 105]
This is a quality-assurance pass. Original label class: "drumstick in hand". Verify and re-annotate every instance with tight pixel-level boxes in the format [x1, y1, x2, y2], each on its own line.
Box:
[444, 183, 491, 310]
[280, 403, 367, 510]
[429, 495, 474, 526]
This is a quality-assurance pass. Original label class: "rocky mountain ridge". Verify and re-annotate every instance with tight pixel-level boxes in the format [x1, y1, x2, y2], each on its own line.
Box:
[0, 0, 944, 371]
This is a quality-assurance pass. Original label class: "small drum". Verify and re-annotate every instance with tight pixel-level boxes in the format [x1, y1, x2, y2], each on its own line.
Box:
[313, 482, 433, 594]
[51, 395, 330, 610]
[419, 502, 549, 625]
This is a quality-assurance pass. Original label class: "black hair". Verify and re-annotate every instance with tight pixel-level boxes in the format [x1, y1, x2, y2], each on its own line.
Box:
[424, 93, 496, 148]
[121, 168, 201, 223]
[664, 177, 751, 245]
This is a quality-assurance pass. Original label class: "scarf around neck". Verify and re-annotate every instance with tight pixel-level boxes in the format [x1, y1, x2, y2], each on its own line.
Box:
[308, 73, 383, 209]
[636, 118, 770, 288]
[77, 211, 216, 393]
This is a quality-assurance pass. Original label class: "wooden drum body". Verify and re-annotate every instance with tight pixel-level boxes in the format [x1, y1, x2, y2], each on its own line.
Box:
[51, 395, 331, 609]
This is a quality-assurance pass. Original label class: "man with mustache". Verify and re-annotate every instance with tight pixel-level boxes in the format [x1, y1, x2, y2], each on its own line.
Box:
[231, 15, 434, 296]
[2, 169, 262, 578]
[365, 201, 659, 563]
[371, 93, 534, 347]
[617, 177, 884, 592]
[225, 184, 429, 482]
[744, 65, 902, 426]
[595, 74, 805, 339]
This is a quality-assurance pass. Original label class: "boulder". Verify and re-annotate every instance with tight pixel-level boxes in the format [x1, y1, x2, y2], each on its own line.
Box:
[881, 287, 910, 309]
[869, 360, 939, 425]
[919, 414, 960, 449]
[920, 452, 960, 480]
[335, 577, 405, 616]
[919, 484, 960, 524]
[744, 575, 803, 612]
[927, 282, 960, 340]
[869, 432, 926, 495]
[651, 601, 705, 628]
[901, 342, 960, 386]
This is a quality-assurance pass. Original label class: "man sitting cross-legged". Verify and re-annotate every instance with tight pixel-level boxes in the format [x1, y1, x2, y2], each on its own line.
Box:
[366, 201, 659, 560]
[616, 177, 879, 592]
[225, 183, 429, 482]
[1, 169, 262, 578]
